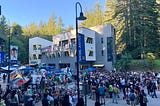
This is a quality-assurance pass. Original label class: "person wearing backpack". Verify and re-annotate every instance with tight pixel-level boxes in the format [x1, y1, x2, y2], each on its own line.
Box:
[112, 84, 118, 104]
[129, 89, 135, 106]
[139, 90, 147, 106]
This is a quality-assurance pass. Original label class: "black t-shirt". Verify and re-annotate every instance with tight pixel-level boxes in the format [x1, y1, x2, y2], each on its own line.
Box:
[42, 98, 49, 106]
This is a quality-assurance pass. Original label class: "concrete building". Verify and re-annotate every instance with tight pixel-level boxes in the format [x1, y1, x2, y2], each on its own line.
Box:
[29, 37, 53, 65]
[41, 24, 116, 71]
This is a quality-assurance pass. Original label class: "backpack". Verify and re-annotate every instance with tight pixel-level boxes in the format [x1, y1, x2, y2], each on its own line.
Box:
[113, 87, 118, 94]
[130, 93, 135, 101]
[143, 95, 148, 103]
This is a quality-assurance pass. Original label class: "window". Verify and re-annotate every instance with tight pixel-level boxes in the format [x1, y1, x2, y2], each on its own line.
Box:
[64, 51, 69, 56]
[57, 52, 61, 57]
[88, 50, 93, 56]
[33, 44, 41, 50]
[86, 37, 93, 44]
[33, 45, 36, 50]
[101, 38, 103, 44]
[33, 54, 38, 59]
[107, 37, 113, 61]
[38, 54, 42, 59]
[101, 50, 104, 56]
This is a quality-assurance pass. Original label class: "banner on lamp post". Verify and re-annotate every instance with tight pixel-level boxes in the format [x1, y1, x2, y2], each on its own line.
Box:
[0, 52, 4, 64]
[78, 33, 86, 63]
[10, 45, 18, 63]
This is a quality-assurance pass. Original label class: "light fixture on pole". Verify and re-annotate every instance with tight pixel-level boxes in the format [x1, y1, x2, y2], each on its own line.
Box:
[7, 28, 11, 84]
[75, 2, 87, 102]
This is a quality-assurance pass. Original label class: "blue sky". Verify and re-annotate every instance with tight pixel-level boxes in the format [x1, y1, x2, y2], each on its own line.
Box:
[1, 0, 105, 28]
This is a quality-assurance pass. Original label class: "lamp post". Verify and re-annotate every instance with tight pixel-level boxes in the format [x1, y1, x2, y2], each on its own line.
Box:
[75, 2, 87, 101]
[7, 29, 11, 84]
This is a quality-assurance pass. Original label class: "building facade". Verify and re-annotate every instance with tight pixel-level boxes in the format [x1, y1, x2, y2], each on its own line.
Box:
[41, 24, 116, 71]
[29, 37, 53, 65]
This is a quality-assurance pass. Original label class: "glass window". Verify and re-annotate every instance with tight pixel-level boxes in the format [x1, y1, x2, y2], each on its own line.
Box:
[88, 50, 93, 56]
[101, 50, 104, 56]
[33, 45, 36, 50]
[101, 38, 103, 44]
[86, 37, 93, 44]
[107, 37, 113, 61]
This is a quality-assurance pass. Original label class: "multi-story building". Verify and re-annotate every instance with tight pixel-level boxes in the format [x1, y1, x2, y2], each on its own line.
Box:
[29, 37, 53, 65]
[41, 24, 116, 71]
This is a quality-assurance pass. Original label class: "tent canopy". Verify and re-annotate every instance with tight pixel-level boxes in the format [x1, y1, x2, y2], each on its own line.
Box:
[86, 67, 96, 71]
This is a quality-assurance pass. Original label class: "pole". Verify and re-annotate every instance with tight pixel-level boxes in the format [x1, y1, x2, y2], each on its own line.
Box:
[75, 2, 87, 103]
[7, 34, 10, 83]
[76, 8, 80, 101]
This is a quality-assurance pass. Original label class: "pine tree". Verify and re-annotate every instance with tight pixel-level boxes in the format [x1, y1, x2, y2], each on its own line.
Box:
[47, 13, 57, 36]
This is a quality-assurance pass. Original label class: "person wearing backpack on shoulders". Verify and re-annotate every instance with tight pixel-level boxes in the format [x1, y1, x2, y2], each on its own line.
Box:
[129, 89, 135, 106]
[139, 90, 147, 106]
[112, 84, 118, 104]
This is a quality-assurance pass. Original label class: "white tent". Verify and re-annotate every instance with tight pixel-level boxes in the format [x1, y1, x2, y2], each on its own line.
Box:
[1, 66, 17, 71]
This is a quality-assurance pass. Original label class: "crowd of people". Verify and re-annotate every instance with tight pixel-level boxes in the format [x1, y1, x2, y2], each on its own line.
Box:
[0, 69, 159, 106]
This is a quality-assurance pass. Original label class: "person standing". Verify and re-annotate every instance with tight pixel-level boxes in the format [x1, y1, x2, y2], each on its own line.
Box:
[95, 85, 100, 103]
[99, 83, 105, 105]
[139, 90, 148, 106]
[112, 84, 118, 104]
[108, 84, 113, 98]
[151, 82, 158, 98]
[3, 74, 6, 83]
[129, 89, 135, 106]
[42, 93, 49, 106]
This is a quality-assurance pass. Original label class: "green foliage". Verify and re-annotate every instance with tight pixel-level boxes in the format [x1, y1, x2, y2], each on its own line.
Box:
[81, 1, 104, 27]
[116, 53, 132, 71]
[146, 52, 156, 70]
[114, 0, 160, 58]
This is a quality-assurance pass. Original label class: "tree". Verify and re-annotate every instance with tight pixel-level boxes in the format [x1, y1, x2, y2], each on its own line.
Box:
[47, 13, 57, 36]
[81, 1, 104, 27]
[28, 22, 38, 36]
[56, 17, 64, 35]
[114, 0, 160, 58]
[0, 15, 9, 40]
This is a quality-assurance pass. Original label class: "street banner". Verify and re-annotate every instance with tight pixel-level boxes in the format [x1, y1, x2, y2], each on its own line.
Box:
[78, 33, 86, 63]
[10, 45, 18, 63]
[0, 52, 4, 64]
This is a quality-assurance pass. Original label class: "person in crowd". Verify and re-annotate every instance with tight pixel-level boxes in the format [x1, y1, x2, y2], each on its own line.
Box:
[121, 78, 126, 99]
[10, 90, 19, 106]
[47, 93, 54, 106]
[112, 84, 118, 104]
[151, 82, 158, 98]
[108, 84, 113, 98]
[95, 101, 101, 106]
[99, 83, 105, 105]
[72, 92, 78, 106]
[0, 85, 3, 97]
[95, 85, 100, 102]
[139, 90, 147, 106]
[129, 89, 135, 106]
[0, 96, 6, 106]
[3, 74, 6, 83]
[62, 94, 70, 106]
[42, 93, 49, 106]
[76, 98, 84, 106]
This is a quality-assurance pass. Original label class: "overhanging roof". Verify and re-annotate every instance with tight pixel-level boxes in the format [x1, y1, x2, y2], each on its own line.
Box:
[93, 64, 104, 67]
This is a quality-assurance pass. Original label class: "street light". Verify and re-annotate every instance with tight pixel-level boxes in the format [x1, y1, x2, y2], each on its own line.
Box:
[75, 2, 87, 102]
[7, 29, 11, 84]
